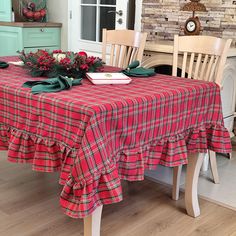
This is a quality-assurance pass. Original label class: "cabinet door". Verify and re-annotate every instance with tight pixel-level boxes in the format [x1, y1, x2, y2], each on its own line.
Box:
[221, 60, 236, 118]
[0, 26, 23, 56]
[0, 0, 12, 22]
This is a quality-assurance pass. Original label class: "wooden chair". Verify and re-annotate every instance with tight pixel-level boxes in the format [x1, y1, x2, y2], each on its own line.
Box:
[102, 28, 147, 69]
[172, 35, 232, 200]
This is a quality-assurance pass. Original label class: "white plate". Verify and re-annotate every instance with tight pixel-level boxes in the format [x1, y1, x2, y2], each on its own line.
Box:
[8, 61, 24, 66]
[86, 72, 132, 85]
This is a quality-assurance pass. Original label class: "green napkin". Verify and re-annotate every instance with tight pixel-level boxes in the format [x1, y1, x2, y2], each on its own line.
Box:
[22, 75, 82, 94]
[0, 61, 9, 69]
[121, 60, 156, 77]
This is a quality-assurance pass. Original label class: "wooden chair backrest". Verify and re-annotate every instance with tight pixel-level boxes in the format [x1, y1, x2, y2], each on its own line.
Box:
[172, 35, 232, 86]
[102, 28, 147, 69]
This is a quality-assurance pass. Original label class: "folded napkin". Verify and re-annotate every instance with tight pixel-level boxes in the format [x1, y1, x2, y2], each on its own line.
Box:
[22, 75, 82, 94]
[0, 61, 9, 69]
[121, 61, 156, 77]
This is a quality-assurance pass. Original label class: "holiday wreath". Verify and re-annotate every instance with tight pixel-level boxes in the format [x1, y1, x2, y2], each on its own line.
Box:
[19, 50, 104, 79]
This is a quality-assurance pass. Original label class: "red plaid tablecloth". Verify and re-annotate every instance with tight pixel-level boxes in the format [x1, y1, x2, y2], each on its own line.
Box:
[0, 57, 232, 218]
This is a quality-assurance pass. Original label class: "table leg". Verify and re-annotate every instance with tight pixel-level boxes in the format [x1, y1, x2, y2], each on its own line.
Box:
[185, 153, 204, 217]
[84, 205, 103, 236]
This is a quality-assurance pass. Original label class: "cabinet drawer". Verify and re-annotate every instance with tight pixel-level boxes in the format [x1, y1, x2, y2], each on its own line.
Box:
[23, 28, 61, 47]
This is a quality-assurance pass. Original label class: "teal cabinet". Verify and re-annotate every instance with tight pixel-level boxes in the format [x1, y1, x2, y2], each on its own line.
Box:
[0, 23, 61, 56]
[23, 28, 60, 48]
[0, 0, 12, 22]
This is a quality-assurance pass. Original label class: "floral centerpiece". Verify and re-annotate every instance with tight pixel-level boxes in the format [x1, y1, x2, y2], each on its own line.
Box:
[19, 50, 104, 79]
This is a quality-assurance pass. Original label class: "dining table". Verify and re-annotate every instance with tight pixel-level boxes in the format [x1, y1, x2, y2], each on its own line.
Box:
[0, 56, 232, 236]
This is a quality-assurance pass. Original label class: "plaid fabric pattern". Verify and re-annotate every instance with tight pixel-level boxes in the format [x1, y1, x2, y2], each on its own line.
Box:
[0, 57, 232, 218]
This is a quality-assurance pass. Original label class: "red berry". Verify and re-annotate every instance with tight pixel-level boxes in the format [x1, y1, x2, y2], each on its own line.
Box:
[78, 51, 88, 58]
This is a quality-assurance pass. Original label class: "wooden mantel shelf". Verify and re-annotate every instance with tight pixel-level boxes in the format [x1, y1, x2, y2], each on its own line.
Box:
[145, 40, 236, 57]
[0, 22, 62, 28]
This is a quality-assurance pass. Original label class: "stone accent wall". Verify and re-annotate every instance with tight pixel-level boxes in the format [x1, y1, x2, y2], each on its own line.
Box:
[142, 0, 236, 46]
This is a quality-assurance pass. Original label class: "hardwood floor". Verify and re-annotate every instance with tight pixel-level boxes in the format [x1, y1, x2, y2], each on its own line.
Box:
[1, 151, 236, 236]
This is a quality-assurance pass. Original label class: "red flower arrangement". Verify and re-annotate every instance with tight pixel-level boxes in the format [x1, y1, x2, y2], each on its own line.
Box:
[19, 50, 104, 78]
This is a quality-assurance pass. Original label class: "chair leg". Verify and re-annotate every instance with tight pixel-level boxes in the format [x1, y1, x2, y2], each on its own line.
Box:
[173, 150, 220, 201]
[172, 165, 182, 200]
[185, 153, 204, 217]
[209, 150, 220, 184]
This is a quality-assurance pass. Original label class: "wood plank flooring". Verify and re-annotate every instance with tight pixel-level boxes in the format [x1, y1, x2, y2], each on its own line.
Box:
[1, 151, 236, 236]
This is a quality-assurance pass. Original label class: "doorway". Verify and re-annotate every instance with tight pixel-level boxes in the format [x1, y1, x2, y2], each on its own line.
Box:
[68, 0, 141, 56]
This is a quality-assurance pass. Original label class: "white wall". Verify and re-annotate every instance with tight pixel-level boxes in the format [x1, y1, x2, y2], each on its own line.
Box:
[47, 0, 68, 50]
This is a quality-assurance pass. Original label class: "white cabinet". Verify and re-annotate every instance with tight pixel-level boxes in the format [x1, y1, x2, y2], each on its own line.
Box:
[221, 57, 236, 137]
